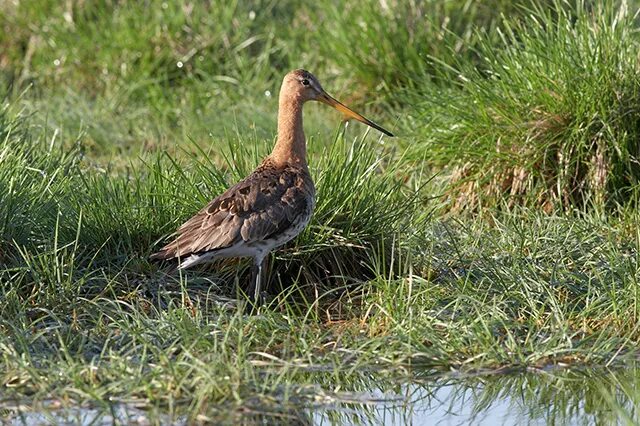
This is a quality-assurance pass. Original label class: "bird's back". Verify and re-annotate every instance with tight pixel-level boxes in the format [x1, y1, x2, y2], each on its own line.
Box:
[151, 157, 315, 266]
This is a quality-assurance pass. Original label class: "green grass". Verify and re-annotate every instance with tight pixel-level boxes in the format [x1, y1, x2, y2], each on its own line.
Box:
[414, 0, 640, 211]
[2, 0, 640, 423]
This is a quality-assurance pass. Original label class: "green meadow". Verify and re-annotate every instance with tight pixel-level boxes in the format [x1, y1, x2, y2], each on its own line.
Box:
[2, 0, 640, 423]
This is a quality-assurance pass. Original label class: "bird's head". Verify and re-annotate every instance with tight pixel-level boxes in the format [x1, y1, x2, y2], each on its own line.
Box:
[280, 69, 394, 137]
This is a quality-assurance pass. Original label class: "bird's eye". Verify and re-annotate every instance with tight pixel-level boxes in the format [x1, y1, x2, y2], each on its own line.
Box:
[301, 79, 310, 86]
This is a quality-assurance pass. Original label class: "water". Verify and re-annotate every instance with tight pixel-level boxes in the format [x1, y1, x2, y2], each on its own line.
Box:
[2, 366, 638, 425]
[312, 370, 629, 425]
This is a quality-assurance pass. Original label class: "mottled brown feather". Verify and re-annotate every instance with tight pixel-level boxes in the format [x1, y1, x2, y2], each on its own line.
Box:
[150, 157, 314, 260]
[150, 69, 391, 273]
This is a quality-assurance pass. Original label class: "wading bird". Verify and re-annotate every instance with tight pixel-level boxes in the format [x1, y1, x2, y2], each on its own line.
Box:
[150, 69, 393, 305]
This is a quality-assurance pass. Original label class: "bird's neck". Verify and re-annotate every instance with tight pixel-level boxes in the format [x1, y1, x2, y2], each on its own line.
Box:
[271, 95, 307, 169]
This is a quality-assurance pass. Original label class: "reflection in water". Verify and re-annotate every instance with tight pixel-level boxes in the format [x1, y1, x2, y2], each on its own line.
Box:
[312, 366, 640, 425]
[2, 365, 639, 425]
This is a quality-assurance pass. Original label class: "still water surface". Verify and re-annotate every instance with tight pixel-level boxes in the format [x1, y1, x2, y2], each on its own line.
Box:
[314, 367, 637, 425]
[3, 366, 638, 425]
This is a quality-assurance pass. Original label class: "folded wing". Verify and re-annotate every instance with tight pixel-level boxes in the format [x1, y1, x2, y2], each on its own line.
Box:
[150, 161, 313, 260]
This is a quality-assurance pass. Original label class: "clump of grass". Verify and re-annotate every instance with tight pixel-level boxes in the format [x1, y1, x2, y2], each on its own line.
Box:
[419, 0, 640, 212]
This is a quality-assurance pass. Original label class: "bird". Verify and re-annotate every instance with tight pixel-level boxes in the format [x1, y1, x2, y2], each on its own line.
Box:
[150, 69, 393, 305]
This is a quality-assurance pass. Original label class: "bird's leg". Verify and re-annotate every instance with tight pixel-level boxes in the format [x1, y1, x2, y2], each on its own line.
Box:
[255, 255, 270, 304]
[253, 258, 263, 303]
[246, 263, 258, 305]
[247, 254, 268, 307]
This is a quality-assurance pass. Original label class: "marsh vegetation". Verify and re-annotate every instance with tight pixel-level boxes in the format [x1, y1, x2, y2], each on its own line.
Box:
[2, 0, 640, 423]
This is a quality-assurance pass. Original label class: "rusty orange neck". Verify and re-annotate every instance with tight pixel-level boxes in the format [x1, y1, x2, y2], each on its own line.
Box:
[270, 93, 307, 170]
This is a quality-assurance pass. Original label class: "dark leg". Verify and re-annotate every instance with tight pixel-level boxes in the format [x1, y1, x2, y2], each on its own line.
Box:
[246, 255, 268, 308]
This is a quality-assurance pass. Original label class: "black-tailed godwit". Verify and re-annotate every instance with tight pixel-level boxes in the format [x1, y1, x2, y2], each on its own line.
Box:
[151, 69, 393, 305]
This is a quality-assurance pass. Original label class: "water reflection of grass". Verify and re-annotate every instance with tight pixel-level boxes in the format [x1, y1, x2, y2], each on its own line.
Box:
[4, 367, 638, 424]
[314, 367, 640, 425]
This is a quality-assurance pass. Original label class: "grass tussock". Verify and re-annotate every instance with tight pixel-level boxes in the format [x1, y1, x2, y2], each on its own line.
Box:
[420, 1, 640, 211]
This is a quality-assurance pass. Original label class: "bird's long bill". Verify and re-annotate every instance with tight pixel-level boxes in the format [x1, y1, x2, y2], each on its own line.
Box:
[319, 93, 394, 137]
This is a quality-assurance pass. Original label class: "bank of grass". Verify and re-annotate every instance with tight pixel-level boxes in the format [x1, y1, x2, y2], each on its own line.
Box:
[2, 0, 640, 423]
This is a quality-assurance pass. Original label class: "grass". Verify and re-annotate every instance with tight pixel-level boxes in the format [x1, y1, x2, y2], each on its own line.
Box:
[415, 0, 640, 211]
[2, 0, 640, 423]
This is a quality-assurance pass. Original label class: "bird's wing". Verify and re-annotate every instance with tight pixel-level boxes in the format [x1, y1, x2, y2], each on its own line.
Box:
[151, 162, 313, 260]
